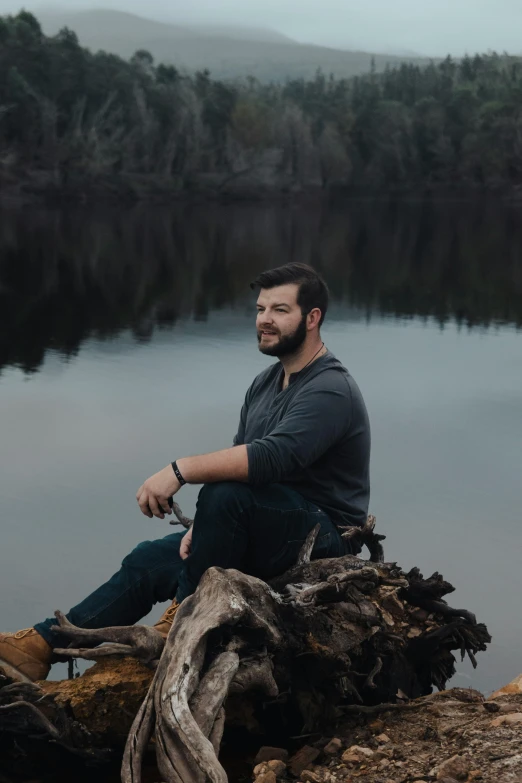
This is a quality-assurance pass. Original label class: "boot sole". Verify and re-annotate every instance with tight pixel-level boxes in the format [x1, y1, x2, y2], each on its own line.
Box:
[0, 657, 33, 683]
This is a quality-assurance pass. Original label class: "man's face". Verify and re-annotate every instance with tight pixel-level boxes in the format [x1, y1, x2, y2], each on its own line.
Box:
[256, 284, 307, 357]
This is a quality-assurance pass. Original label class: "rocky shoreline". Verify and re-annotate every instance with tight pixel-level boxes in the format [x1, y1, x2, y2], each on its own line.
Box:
[251, 679, 522, 783]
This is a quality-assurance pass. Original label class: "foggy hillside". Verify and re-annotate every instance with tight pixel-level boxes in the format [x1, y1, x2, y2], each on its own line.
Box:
[37, 8, 430, 82]
[38, 8, 296, 44]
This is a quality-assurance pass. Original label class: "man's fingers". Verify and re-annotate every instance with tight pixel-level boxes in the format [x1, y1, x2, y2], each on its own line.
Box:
[148, 494, 164, 520]
[137, 489, 169, 520]
[179, 527, 193, 560]
[136, 484, 144, 501]
[138, 491, 153, 518]
[158, 496, 172, 515]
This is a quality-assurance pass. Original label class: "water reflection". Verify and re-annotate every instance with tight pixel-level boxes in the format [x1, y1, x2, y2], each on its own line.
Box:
[1, 199, 521, 375]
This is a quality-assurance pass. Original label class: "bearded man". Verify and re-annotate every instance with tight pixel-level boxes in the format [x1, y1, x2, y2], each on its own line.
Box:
[0, 263, 371, 682]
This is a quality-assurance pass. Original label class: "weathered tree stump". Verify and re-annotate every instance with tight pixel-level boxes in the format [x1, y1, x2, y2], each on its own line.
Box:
[0, 517, 491, 782]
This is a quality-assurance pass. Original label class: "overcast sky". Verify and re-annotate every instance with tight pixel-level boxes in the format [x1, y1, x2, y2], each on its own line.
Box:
[3, 0, 522, 56]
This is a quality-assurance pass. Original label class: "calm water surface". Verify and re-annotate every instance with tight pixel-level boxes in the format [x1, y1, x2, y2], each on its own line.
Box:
[0, 200, 521, 692]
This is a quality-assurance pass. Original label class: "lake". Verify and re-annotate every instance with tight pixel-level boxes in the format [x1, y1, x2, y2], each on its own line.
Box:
[0, 198, 521, 694]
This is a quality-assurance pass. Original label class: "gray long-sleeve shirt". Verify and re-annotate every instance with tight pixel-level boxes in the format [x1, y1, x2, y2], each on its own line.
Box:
[233, 351, 371, 528]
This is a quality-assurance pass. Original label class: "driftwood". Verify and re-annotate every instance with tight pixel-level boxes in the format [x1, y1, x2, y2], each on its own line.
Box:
[0, 516, 491, 782]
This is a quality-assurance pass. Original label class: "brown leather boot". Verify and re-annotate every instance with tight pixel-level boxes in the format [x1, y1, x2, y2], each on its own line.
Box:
[0, 628, 53, 682]
[153, 600, 181, 639]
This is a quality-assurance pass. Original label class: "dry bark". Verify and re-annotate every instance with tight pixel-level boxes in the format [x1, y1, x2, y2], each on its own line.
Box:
[0, 517, 491, 782]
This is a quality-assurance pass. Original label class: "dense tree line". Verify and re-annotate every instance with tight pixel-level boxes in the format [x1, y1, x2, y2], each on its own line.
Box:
[2, 11, 522, 197]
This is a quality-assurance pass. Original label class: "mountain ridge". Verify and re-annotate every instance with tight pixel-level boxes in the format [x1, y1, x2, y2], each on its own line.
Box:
[37, 7, 432, 82]
[37, 7, 299, 45]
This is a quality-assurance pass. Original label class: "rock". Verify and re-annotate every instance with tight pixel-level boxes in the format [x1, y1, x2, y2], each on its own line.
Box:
[289, 746, 321, 776]
[341, 745, 375, 764]
[431, 754, 471, 780]
[255, 747, 289, 764]
[483, 702, 500, 713]
[323, 738, 343, 755]
[301, 772, 322, 783]
[41, 657, 154, 737]
[451, 687, 484, 704]
[499, 702, 521, 713]
[488, 673, 522, 700]
[267, 760, 287, 776]
[376, 733, 391, 744]
[255, 772, 277, 783]
[490, 712, 522, 727]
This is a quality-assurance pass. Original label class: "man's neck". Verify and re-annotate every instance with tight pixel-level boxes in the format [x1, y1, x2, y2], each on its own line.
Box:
[280, 340, 325, 388]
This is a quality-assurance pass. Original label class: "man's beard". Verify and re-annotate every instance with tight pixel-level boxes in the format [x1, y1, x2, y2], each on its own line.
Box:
[257, 314, 307, 357]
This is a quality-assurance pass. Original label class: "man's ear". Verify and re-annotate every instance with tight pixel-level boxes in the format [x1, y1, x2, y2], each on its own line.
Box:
[307, 307, 322, 330]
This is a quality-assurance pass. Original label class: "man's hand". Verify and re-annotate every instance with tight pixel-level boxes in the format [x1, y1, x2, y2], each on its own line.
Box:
[136, 465, 180, 519]
[179, 526, 193, 560]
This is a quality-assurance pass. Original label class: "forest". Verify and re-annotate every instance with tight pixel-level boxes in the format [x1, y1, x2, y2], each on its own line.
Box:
[2, 10, 522, 199]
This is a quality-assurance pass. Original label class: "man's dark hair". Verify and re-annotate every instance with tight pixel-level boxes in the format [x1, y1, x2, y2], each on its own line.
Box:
[250, 263, 329, 326]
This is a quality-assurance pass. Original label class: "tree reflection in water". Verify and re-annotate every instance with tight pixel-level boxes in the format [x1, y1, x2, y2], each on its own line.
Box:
[1, 199, 521, 376]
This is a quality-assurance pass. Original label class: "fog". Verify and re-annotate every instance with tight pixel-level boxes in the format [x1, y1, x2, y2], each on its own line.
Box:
[1, 0, 522, 56]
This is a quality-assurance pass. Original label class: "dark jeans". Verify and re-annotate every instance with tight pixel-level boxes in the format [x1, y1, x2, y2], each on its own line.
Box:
[35, 482, 348, 647]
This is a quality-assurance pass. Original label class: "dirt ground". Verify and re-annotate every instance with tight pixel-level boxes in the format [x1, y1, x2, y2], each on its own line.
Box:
[253, 688, 522, 783]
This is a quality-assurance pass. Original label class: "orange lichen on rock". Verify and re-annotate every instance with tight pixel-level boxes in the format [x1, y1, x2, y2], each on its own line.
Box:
[489, 673, 522, 701]
[41, 658, 153, 742]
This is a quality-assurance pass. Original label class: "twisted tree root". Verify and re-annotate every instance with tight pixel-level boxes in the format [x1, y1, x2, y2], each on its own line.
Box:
[340, 515, 386, 562]
[0, 515, 492, 783]
[123, 567, 283, 783]
[51, 610, 165, 667]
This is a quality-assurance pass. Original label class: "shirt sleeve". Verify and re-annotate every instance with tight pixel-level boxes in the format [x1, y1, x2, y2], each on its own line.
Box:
[232, 382, 254, 446]
[232, 399, 248, 446]
[247, 382, 352, 484]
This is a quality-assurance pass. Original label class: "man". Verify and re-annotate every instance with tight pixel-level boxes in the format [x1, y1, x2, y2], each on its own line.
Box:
[0, 263, 371, 683]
